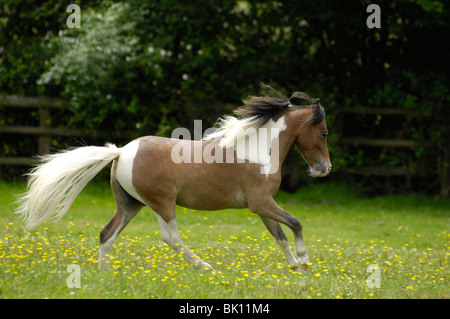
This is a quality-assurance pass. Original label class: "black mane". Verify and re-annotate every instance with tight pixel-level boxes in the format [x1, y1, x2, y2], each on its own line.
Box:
[234, 87, 325, 127]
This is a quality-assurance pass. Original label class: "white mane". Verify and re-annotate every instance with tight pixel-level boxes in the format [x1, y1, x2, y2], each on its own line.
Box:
[204, 115, 287, 176]
[203, 115, 260, 147]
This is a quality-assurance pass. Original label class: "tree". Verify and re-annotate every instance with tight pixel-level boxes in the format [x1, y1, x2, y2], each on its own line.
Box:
[1, 0, 448, 195]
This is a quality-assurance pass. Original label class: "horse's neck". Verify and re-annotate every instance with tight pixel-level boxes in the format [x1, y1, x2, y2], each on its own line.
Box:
[275, 113, 302, 168]
[256, 114, 300, 175]
[276, 128, 296, 167]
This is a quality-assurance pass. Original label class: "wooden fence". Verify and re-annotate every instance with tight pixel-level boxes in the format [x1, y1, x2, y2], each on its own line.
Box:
[0, 95, 85, 165]
[336, 107, 431, 177]
[335, 107, 448, 197]
[1, 95, 448, 196]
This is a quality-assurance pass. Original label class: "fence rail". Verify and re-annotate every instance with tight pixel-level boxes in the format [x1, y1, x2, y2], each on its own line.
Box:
[336, 107, 433, 178]
[0, 125, 84, 136]
[339, 137, 430, 148]
[1, 94, 66, 109]
[0, 95, 85, 165]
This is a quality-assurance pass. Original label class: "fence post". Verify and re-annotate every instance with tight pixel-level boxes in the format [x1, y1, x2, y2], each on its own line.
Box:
[38, 106, 51, 155]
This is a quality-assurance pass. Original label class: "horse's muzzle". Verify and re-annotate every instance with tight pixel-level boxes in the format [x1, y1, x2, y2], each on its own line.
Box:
[310, 163, 332, 177]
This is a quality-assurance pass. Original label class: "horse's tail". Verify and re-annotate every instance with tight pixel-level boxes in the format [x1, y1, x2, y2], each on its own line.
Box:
[15, 143, 121, 230]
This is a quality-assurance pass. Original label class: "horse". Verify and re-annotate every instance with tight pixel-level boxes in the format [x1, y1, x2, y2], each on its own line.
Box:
[15, 89, 331, 272]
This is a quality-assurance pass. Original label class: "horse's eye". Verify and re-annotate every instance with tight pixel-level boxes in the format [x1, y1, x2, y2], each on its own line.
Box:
[321, 132, 328, 138]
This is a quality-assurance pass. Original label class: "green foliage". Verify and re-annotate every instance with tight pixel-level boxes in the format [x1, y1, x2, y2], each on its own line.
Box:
[1, 0, 449, 194]
[38, 2, 140, 133]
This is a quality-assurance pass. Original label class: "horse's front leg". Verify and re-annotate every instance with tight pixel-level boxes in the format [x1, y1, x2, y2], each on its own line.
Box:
[259, 216, 299, 269]
[251, 198, 310, 271]
[293, 228, 310, 267]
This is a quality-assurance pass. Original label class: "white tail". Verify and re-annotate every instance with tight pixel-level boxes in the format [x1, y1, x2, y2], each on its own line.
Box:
[15, 143, 122, 229]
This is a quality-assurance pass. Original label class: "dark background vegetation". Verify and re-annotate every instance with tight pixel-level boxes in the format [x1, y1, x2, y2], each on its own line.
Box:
[1, 0, 449, 197]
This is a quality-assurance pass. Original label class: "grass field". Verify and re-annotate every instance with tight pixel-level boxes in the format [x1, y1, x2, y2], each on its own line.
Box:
[0, 180, 448, 299]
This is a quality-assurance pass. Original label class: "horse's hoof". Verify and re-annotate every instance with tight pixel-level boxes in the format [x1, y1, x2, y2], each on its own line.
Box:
[193, 262, 215, 272]
[202, 266, 217, 273]
[290, 264, 306, 273]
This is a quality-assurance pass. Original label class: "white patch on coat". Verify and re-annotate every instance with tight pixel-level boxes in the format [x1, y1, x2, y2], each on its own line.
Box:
[115, 140, 145, 204]
[276, 239, 299, 266]
[205, 115, 287, 177]
[295, 237, 310, 264]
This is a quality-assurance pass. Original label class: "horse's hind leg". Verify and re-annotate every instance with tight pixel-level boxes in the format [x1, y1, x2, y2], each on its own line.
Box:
[99, 177, 143, 269]
[150, 201, 214, 270]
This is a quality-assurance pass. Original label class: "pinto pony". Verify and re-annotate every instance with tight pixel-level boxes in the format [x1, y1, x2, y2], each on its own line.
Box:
[15, 89, 331, 271]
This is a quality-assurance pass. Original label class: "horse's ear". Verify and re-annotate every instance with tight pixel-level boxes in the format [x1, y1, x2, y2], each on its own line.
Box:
[307, 98, 325, 125]
[310, 99, 320, 112]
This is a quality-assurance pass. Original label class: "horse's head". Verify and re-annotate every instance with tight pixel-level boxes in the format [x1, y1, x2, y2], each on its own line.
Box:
[293, 100, 332, 178]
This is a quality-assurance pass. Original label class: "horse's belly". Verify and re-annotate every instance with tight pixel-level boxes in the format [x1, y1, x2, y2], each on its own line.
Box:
[175, 184, 248, 210]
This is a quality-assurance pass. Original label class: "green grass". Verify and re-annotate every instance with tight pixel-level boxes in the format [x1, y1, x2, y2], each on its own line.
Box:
[0, 180, 448, 299]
